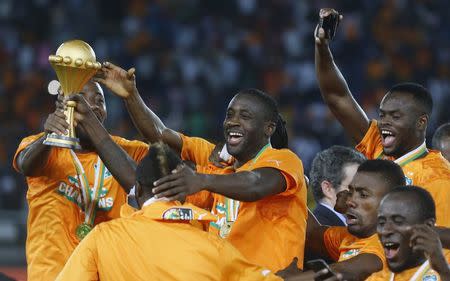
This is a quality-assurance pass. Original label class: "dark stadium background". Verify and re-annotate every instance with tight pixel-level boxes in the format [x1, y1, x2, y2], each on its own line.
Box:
[0, 0, 449, 279]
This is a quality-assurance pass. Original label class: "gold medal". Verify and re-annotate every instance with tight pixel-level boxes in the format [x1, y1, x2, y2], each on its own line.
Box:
[76, 223, 93, 240]
[219, 222, 232, 238]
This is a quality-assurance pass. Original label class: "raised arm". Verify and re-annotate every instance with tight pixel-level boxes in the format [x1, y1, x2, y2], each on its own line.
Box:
[15, 99, 69, 176]
[315, 8, 369, 143]
[411, 225, 450, 281]
[16, 135, 51, 177]
[70, 94, 138, 192]
[94, 62, 182, 153]
[152, 166, 286, 202]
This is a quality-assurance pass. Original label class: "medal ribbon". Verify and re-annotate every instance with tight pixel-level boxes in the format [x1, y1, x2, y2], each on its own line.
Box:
[376, 141, 428, 167]
[225, 198, 240, 222]
[224, 143, 272, 223]
[389, 260, 430, 281]
[69, 150, 105, 226]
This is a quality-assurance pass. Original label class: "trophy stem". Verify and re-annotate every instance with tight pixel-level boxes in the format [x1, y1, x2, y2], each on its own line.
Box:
[43, 101, 81, 150]
[66, 101, 77, 139]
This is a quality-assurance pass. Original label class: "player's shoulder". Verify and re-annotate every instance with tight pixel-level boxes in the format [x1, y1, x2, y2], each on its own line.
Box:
[324, 226, 353, 247]
[94, 216, 133, 236]
[255, 148, 303, 172]
[421, 150, 450, 174]
[327, 226, 349, 236]
[264, 147, 301, 161]
[19, 132, 46, 145]
[111, 135, 148, 149]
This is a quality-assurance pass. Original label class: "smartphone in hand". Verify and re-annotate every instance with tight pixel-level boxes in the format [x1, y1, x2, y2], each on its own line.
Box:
[318, 12, 340, 40]
[306, 259, 337, 279]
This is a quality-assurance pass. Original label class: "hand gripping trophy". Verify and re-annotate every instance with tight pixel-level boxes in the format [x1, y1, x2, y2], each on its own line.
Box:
[44, 40, 101, 150]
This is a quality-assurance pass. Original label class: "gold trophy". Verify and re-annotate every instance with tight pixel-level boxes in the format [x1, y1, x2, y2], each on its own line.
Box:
[43, 40, 101, 149]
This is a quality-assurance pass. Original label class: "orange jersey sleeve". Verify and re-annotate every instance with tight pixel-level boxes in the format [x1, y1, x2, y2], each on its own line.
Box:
[353, 234, 385, 266]
[323, 227, 348, 261]
[180, 134, 216, 166]
[238, 147, 306, 196]
[13, 132, 47, 173]
[355, 120, 383, 159]
[323, 227, 385, 267]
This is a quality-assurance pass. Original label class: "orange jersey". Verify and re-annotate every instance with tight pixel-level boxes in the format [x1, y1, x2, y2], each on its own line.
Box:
[356, 120, 450, 227]
[367, 250, 450, 281]
[181, 135, 307, 272]
[13, 133, 149, 281]
[55, 201, 282, 281]
[323, 227, 385, 268]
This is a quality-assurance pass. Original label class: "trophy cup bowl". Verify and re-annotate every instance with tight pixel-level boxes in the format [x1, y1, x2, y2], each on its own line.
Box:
[43, 40, 102, 150]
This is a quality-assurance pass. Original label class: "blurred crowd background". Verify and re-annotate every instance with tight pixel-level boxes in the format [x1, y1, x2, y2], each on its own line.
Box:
[0, 0, 449, 267]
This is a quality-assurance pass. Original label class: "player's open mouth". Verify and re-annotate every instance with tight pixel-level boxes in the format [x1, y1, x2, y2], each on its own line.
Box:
[383, 242, 400, 260]
[381, 130, 396, 147]
[345, 213, 358, 225]
[227, 131, 244, 146]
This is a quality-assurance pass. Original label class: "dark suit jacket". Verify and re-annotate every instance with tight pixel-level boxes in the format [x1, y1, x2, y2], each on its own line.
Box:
[313, 204, 346, 227]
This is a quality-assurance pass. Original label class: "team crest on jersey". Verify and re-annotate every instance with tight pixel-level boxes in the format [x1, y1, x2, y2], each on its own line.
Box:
[405, 176, 413, 185]
[342, 249, 360, 259]
[423, 274, 437, 281]
[162, 208, 193, 220]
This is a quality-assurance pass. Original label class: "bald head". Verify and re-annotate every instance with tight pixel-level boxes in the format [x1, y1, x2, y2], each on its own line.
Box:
[432, 123, 450, 161]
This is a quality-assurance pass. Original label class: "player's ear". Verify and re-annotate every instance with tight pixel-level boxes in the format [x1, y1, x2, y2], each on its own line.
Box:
[424, 218, 435, 228]
[264, 121, 276, 138]
[416, 114, 428, 131]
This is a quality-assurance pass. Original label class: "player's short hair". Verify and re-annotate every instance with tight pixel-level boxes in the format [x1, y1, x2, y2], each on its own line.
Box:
[386, 185, 436, 221]
[357, 159, 406, 189]
[387, 82, 433, 115]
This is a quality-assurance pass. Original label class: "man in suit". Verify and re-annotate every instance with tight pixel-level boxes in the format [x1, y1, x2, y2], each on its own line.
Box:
[310, 146, 365, 226]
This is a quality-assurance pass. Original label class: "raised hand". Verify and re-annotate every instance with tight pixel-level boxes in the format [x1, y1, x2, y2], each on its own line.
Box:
[410, 224, 450, 277]
[315, 8, 343, 45]
[44, 109, 69, 136]
[152, 164, 205, 202]
[67, 94, 98, 127]
[93, 62, 136, 99]
[55, 94, 66, 111]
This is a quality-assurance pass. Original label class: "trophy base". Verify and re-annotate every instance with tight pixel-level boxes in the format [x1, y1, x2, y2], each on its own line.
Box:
[43, 133, 82, 150]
